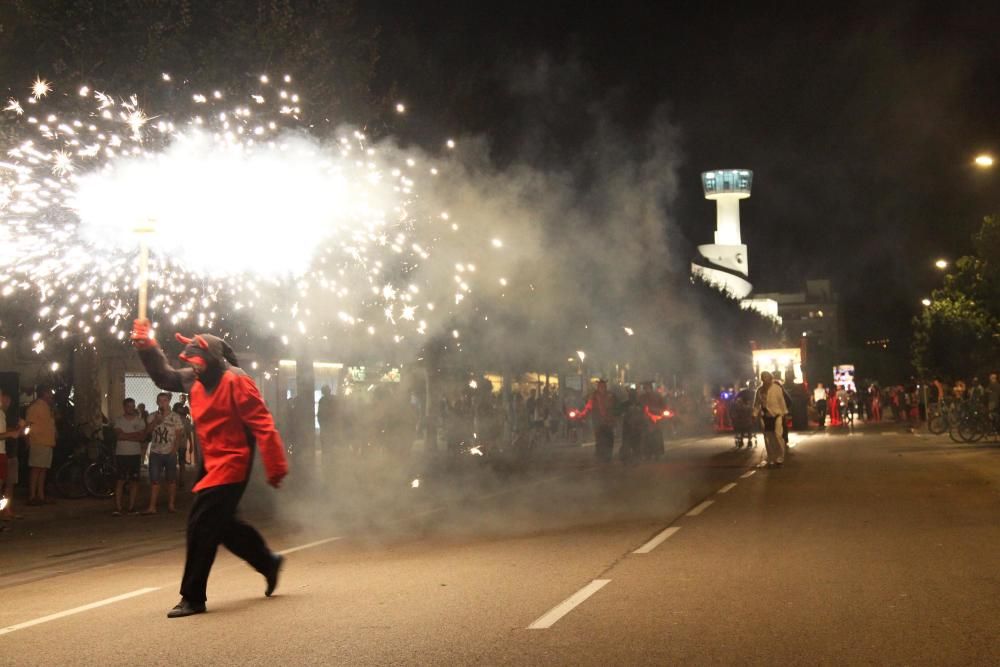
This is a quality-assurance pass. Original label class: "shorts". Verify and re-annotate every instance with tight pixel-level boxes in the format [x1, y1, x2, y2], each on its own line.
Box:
[116, 455, 142, 481]
[176, 446, 187, 465]
[148, 452, 177, 484]
[6, 457, 17, 485]
[28, 445, 54, 469]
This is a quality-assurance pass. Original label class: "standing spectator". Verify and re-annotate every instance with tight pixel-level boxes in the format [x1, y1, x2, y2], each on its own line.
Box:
[26, 386, 57, 505]
[0, 388, 27, 521]
[619, 387, 644, 463]
[569, 379, 618, 462]
[173, 402, 193, 489]
[145, 392, 184, 514]
[317, 385, 337, 454]
[113, 398, 147, 516]
[869, 384, 882, 422]
[753, 372, 788, 467]
[812, 382, 828, 428]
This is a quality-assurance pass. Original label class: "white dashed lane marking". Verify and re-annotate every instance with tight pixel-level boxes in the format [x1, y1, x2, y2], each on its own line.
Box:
[0, 587, 161, 636]
[740, 469, 757, 479]
[686, 500, 714, 517]
[528, 580, 611, 629]
[633, 527, 681, 554]
[717, 482, 737, 494]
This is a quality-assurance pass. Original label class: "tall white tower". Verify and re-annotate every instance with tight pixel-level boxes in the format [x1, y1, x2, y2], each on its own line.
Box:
[691, 169, 780, 321]
[691, 169, 753, 299]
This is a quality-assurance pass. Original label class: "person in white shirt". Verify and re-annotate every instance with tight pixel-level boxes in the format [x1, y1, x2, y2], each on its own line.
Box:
[753, 372, 789, 467]
[812, 382, 828, 428]
[113, 398, 148, 515]
[144, 392, 184, 514]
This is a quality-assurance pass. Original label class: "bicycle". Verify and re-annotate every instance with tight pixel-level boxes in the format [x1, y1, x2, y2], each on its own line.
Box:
[952, 407, 999, 443]
[54, 425, 105, 499]
[83, 440, 118, 498]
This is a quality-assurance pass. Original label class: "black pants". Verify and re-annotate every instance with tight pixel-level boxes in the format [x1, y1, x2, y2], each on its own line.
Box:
[595, 424, 615, 462]
[180, 482, 273, 604]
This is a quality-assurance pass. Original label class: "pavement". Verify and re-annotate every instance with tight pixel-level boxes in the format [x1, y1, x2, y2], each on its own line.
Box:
[0, 423, 998, 665]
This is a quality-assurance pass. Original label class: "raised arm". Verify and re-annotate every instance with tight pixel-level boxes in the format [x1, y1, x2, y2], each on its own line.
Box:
[131, 319, 194, 393]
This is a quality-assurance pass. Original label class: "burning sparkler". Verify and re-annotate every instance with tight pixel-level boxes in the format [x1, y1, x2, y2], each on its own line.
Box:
[0, 75, 507, 351]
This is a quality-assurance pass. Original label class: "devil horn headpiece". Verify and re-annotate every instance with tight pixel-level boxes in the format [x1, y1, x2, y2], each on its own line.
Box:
[175, 333, 193, 345]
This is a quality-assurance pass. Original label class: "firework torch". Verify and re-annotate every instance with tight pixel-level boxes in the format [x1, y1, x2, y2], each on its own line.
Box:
[134, 219, 156, 320]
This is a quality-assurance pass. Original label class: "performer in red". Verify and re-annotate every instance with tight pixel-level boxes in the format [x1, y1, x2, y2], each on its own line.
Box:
[568, 379, 618, 462]
[131, 319, 288, 618]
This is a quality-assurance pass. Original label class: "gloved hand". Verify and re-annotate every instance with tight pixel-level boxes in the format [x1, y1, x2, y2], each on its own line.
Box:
[131, 318, 156, 350]
[267, 472, 286, 489]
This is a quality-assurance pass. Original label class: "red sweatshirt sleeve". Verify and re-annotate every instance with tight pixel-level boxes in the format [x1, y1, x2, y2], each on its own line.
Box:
[233, 374, 289, 483]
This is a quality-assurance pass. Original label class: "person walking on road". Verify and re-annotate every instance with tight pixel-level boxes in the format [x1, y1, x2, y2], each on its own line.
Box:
[131, 320, 289, 619]
[753, 372, 789, 467]
[569, 379, 618, 462]
[812, 382, 828, 428]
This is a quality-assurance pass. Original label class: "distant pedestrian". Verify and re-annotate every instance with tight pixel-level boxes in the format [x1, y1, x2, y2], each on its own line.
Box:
[317, 384, 337, 455]
[144, 392, 184, 514]
[113, 398, 147, 516]
[173, 402, 193, 488]
[0, 388, 27, 522]
[569, 379, 618, 462]
[812, 382, 828, 428]
[753, 372, 788, 467]
[26, 386, 57, 505]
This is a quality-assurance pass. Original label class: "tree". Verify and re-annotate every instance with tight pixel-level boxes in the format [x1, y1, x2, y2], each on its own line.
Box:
[912, 215, 1000, 378]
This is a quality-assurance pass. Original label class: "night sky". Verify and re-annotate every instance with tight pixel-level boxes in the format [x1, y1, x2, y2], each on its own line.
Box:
[365, 1, 1000, 349]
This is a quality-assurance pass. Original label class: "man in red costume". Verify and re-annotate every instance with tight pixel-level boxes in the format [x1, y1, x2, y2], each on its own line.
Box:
[131, 319, 289, 618]
[569, 379, 618, 462]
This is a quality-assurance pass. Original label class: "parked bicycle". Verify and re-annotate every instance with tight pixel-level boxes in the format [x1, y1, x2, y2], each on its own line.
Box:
[83, 439, 118, 498]
[54, 425, 106, 499]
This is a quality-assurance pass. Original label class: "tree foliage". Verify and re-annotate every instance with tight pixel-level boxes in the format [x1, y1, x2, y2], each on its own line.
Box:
[912, 215, 1000, 378]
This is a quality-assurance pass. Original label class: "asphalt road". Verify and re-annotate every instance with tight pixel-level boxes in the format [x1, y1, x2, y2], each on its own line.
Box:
[1, 425, 998, 666]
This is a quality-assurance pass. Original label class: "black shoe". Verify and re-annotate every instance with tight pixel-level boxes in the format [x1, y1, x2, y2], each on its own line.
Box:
[265, 554, 284, 597]
[167, 599, 206, 618]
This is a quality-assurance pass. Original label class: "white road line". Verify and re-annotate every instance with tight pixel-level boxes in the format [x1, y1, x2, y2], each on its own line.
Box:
[1, 533, 347, 637]
[528, 579, 611, 629]
[277, 536, 344, 555]
[740, 469, 757, 479]
[717, 482, 737, 494]
[0, 587, 161, 637]
[633, 527, 681, 554]
[686, 500, 714, 517]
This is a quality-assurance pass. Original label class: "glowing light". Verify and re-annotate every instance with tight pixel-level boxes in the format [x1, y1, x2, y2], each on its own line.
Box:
[623, 327, 634, 336]
[921, 298, 932, 307]
[974, 154, 994, 168]
[491, 238, 503, 248]
[576, 350, 586, 362]
[934, 259, 948, 270]
[411, 478, 420, 489]
[31, 78, 51, 99]
[395, 103, 406, 113]
[0, 74, 488, 356]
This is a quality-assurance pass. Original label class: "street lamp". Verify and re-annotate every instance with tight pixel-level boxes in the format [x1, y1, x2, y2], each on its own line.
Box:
[934, 259, 948, 270]
[974, 154, 994, 169]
